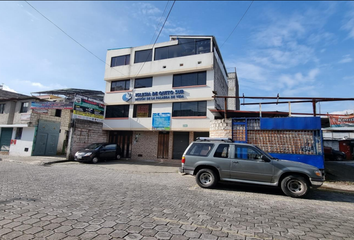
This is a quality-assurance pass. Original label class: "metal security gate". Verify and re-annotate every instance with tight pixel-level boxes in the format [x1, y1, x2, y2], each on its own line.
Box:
[33, 120, 60, 156]
[0, 128, 13, 151]
[172, 132, 189, 159]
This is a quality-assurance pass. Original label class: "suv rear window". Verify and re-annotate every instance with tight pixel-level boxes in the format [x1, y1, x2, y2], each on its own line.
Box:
[186, 143, 214, 156]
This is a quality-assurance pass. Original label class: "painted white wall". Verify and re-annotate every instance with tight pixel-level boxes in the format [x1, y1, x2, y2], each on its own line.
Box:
[9, 127, 35, 156]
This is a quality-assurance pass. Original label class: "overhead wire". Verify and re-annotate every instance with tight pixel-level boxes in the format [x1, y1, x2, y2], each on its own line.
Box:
[25, 1, 126, 76]
[134, 0, 176, 78]
[221, 1, 254, 48]
[149, 1, 171, 45]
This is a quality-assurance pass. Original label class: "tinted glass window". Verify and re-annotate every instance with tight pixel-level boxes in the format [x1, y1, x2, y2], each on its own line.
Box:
[103, 144, 116, 150]
[133, 104, 152, 118]
[20, 102, 29, 113]
[172, 101, 206, 117]
[173, 71, 206, 87]
[186, 143, 214, 157]
[214, 144, 229, 158]
[85, 143, 103, 150]
[134, 49, 152, 63]
[111, 80, 130, 91]
[0, 103, 5, 114]
[106, 105, 129, 118]
[15, 128, 23, 140]
[134, 77, 152, 88]
[154, 38, 211, 61]
[111, 55, 130, 67]
[235, 146, 260, 160]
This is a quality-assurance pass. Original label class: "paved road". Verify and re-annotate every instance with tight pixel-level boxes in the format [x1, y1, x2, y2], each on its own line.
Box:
[0, 161, 354, 240]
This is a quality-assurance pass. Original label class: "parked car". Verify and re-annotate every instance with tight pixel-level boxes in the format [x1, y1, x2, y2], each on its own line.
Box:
[324, 146, 347, 161]
[179, 138, 325, 198]
[74, 143, 122, 163]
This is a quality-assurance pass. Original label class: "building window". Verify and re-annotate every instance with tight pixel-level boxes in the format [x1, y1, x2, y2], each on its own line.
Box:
[134, 49, 152, 63]
[15, 128, 23, 140]
[133, 104, 152, 118]
[111, 80, 130, 91]
[172, 101, 207, 117]
[155, 38, 211, 61]
[20, 102, 29, 113]
[55, 109, 62, 117]
[0, 103, 4, 114]
[106, 105, 129, 118]
[111, 55, 130, 67]
[134, 77, 152, 89]
[173, 71, 206, 87]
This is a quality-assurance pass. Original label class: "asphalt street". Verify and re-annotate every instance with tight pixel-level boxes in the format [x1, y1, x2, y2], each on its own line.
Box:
[1, 160, 354, 240]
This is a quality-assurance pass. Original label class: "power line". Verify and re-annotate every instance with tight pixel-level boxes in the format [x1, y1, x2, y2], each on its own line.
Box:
[149, 1, 171, 45]
[25, 1, 126, 76]
[221, 1, 254, 48]
[134, 0, 176, 78]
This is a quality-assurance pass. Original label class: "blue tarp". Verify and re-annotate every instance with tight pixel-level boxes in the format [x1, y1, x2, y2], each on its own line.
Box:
[260, 117, 321, 130]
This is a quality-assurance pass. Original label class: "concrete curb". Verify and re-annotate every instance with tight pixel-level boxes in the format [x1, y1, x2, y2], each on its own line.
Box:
[319, 184, 354, 194]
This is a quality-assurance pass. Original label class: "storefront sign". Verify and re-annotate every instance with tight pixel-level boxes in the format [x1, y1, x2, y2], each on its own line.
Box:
[330, 115, 354, 127]
[135, 90, 185, 101]
[72, 95, 104, 123]
[31, 101, 73, 109]
[20, 113, 31, 121]
[152, 113, 171, 130]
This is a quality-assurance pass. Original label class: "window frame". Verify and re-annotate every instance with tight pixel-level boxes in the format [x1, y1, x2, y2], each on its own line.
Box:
[0, 103, 5, 114]
[213, 144, 229, 158]
[173, 71, 206, 88]
[133, 104, 152, 118]
[105, 105, 130, 118]
[134, 77, 153, 89]
[172, 101, 207, 117]
[111, 80, 130, 91]
[15, 128, 23, 140]
[134, 49, 152, 63]
[186, 143, 214, 157]
[111, 54, 130, 67]
[20, 102, 29, 113]
[55, 109, 62, 117]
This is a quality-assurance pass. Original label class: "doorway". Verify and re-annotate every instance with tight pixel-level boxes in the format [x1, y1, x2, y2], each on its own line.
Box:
[172, 132, 189, 159]
[0, 128, 13, 151]
[157, 132, 169, 159]
[109, 131, 133, 158]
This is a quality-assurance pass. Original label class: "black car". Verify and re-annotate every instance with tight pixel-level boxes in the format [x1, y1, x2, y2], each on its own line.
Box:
[74, 143, 122, 163]
[324, 147, 347, 161]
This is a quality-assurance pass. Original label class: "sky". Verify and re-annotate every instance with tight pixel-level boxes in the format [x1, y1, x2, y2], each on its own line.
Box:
[0, 1, 354, 115]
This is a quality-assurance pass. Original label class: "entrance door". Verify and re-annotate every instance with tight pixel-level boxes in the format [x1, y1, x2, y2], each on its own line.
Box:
[33, 120, 60, 156]
[0, 128, 13, 151]
[172, 132, 189, 159]
[157, 132, 169, 159]
[109, 131, 132, 158]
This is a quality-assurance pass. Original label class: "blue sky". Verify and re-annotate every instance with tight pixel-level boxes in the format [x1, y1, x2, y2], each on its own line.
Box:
[0, 1, 353, 115]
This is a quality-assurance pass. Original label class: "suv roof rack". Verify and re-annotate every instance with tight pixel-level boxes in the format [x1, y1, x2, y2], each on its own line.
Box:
[196, 137, 233, 142]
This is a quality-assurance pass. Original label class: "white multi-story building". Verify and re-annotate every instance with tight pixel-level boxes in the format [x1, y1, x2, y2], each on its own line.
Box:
[103, 35, 237, 160]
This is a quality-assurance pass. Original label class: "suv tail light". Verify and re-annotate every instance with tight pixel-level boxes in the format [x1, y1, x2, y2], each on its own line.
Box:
[181, 156, 185, 164]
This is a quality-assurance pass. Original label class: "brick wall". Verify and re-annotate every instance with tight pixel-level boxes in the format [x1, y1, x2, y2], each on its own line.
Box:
[67, 119, 108, 159]
[131, 131, 158, 160]
[210, 119, 232, 138]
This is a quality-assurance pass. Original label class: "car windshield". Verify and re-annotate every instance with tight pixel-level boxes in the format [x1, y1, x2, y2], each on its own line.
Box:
[85, 143, 103, 150]
[254, 145, 278, 159]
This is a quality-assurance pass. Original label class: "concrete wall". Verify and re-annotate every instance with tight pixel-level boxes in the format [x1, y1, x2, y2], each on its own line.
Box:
[0, 101, 16, 124]
[68, 119, 108, 160]
[227, 71, 240, 110]
[213, 55, 228, 110]
[9, 127, 35, 156]
[210, 119, 232, 138]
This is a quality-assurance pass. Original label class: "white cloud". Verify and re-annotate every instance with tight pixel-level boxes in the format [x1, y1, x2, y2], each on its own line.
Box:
[339, 54, 353, 63]
[341, 5, 354, 40]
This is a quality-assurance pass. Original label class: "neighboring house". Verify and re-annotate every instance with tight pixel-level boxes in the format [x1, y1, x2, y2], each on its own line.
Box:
[103, 35, 238, 160]
[0, 89, 40, 156]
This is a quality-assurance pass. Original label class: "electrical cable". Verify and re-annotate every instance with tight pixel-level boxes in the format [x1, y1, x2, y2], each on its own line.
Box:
[25, 1, 126, 76]
[221, 1, 254, 48]
[134, 0, 176, 78]
[149, 1, 171, 45]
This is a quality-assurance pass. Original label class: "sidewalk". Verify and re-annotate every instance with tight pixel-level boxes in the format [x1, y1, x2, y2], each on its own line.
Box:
[1, 154, 354, 194]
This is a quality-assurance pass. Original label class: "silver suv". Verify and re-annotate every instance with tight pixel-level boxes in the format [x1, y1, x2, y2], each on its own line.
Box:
[179, 138, 325, 198]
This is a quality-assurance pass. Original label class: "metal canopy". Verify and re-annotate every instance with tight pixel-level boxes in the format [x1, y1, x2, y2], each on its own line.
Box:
[31, 88, 104, 101]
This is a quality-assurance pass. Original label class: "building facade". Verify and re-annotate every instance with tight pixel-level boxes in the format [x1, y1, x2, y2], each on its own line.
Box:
[103, 35, 236, 160]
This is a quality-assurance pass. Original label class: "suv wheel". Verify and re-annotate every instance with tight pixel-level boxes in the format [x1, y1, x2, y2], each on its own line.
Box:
[281, 175, 309, 198]
[196, 169, 218, 188]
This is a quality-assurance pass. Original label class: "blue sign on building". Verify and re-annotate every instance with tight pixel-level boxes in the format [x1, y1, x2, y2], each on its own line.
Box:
[152, 113, 171, 130]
